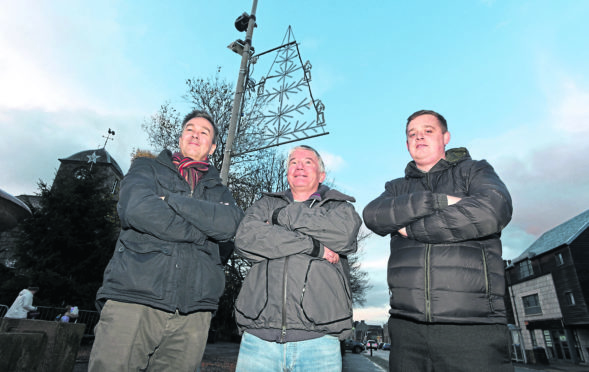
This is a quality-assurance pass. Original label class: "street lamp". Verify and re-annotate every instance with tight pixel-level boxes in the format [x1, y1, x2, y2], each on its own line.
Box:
[220, 0, 258, 185]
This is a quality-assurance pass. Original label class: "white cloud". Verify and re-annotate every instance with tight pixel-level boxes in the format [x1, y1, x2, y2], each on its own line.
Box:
[319, 150, 345, 172]
[550, 81, 589, 134]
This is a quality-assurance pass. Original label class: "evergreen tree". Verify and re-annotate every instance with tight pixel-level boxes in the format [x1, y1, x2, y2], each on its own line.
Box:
[12, 168, 119, 309]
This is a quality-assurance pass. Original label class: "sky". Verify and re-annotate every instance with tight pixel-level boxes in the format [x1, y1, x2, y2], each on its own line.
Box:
[2, 1, 589, 326]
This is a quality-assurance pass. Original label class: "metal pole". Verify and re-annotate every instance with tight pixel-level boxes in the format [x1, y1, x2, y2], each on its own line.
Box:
[220, 0, 258, 185]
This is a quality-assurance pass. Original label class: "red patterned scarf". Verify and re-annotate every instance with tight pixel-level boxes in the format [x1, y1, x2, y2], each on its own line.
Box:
[172, 152, 210, 191]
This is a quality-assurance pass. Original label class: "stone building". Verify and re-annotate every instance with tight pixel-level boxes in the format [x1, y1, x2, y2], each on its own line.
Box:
[0, 147, 124, 268]
[506, 209, 589, 366]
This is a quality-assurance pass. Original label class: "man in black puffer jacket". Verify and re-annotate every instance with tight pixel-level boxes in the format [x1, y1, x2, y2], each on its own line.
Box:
[363, 110, 513, 372]
[89, 110, 244, 372]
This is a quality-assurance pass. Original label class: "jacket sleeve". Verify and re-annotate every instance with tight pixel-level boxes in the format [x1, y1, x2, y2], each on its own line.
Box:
[235, 197, 322, 263]
[166, 187, 244, 242]
[363, 180, 445, 237]
[117, 159, 208, 244]
[275, 201, 361, 255]
[22, 292, 36, 311]
[406, 160, 513, 243]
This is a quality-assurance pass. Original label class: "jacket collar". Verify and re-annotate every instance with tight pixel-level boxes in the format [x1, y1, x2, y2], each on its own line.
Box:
[405, 147, 471, 178]
[157, 149, 222, 186]
[264, 184, 356, 204]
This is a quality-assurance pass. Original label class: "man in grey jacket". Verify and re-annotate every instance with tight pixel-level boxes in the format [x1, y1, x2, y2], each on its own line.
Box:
[89, 110, 243, 372]
[234, 145, 362, 372]
[363, 110, 514, 372]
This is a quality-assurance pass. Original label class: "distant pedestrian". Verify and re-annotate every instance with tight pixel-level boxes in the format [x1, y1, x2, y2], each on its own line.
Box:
[5, 286, 39, 319]
[56, 305, 79, 322]
[363, 110, 514, 372]
[234, 145, 362, 372]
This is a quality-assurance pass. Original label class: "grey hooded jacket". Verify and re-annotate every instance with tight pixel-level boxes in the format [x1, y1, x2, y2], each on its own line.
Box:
[234, 185, 362, 342]
[363, 148, 512, 325]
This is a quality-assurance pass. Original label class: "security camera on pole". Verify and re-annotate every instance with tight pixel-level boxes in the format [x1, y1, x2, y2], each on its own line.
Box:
[221, 0, 258, 185]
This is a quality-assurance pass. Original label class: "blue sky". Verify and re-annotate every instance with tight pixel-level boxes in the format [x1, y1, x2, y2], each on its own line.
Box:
[2, 1, 589, 325]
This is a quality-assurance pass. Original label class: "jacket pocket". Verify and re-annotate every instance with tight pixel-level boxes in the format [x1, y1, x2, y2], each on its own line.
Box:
[301, 259, 352, 325]
[235, 261, 268, 320]
[194, 243, 225, 303]
[103, 238, 173, 300]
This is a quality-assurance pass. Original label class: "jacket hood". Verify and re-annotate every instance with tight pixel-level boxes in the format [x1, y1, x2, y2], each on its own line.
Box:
[263, 184, 356, 204]
[405, 147, 471, 178]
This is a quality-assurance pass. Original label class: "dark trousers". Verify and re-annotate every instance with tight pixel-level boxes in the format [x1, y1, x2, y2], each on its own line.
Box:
[388, 316, 514, 372]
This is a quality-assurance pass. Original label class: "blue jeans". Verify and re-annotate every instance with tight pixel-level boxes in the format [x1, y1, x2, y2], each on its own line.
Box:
[235, 332, 342, 372]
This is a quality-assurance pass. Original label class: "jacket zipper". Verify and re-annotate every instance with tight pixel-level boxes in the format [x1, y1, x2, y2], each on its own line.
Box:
[425, 243, 432, 322]
[482, 249, 493, 311]
[280, 256, 289, 343]
[424, 172, 433, 322]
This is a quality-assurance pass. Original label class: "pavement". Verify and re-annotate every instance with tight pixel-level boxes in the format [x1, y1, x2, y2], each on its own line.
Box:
[74, 342, 589, 372]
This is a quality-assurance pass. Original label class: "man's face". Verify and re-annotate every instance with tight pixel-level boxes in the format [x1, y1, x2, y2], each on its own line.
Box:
[178, 117, 216, 161]
[406, 114, 450, 172]
[287, 148, 326, 196]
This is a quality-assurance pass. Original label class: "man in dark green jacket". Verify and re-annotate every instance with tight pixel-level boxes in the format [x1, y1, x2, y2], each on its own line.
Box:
[363, 110, 514, 372]
[234, 145, 362, 372]
[89, 110, 244, 372]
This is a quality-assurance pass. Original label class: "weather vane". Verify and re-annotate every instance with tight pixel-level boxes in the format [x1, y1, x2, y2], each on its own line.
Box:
[102, 128, 115, 149]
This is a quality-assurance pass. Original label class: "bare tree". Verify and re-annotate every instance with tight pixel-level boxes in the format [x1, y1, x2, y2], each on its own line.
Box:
[349, 230, 373, 306]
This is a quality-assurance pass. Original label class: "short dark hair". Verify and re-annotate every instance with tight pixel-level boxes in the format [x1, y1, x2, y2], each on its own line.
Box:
[406, 110, 448, 133]
[181, 109, 219, 144]
[28, 286, 39, 292]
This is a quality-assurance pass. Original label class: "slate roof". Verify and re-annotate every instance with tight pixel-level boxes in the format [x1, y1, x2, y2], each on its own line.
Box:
[59, 148, 124, 177]
[511, 209, 589, 264]
[0, 188, 32, 231]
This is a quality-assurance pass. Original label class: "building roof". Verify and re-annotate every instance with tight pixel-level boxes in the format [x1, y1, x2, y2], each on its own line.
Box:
[0, 188, 32, 232]
[512, 209, 589, 264]
[59, 148, 124, 177]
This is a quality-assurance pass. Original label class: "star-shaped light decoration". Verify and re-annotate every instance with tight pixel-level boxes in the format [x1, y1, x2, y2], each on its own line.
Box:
[87, 151, 101, 164]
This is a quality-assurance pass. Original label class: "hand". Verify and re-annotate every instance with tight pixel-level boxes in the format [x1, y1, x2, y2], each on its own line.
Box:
[323, 246, 340, 264]
[398, 227, 407, 237]
[447, 195, 462, 205]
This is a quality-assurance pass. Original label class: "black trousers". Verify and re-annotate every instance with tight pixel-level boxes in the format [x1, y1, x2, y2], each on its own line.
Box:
[388, 317, 514, 372]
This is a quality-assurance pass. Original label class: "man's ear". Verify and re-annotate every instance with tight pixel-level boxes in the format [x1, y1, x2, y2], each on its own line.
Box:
[443, 131, 451, 145]
[319, 172, 326, 183]
[209, 143, 217, 156]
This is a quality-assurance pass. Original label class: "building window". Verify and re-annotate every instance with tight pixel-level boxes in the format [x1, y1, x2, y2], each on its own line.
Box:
[565, 292, 576, 306]
[518, 259, 534, 279]
[530, 330, 538, 347]
[555, 253, 564, 266]
[111, 179, 119, 194]
[522, 294, 542, 315]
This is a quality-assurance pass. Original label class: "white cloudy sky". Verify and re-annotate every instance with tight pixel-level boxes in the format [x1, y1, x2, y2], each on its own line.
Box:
[2, 1, 589, 325]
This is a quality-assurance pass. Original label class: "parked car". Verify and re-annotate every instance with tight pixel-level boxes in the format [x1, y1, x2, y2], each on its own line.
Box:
[344, 339, 366, 354]
[382, 343, 391, 351]
[366, 339, 378, 350]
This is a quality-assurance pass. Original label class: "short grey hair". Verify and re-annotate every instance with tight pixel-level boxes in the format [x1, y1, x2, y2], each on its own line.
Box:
[286, 145, 325, 173]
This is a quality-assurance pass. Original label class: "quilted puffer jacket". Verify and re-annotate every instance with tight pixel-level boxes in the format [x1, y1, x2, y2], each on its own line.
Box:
[363, 148, 512, 324]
